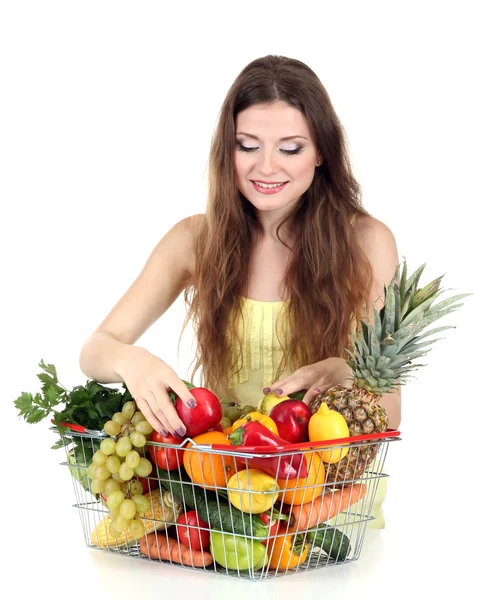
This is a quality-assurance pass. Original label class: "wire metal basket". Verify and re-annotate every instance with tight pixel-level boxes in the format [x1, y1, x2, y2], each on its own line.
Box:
[56, 425, 401, 581]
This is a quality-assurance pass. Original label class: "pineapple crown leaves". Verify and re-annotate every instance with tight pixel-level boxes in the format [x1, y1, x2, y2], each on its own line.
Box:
[347, 258, 472, 393]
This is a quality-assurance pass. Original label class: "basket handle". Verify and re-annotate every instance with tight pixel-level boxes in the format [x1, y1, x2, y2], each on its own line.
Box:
[211, 428, 401, 453]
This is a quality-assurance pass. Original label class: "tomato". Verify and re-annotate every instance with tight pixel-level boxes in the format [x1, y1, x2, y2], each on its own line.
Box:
[137, 475, 158, 494]
[148, 431, 185, 471]
[176, 511, 210, 550]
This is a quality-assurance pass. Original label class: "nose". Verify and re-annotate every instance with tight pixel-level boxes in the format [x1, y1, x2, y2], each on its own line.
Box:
[258, 150, 279, 176]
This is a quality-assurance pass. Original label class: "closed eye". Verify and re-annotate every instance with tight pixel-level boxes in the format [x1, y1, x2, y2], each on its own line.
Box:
[236, 142, 303, 156]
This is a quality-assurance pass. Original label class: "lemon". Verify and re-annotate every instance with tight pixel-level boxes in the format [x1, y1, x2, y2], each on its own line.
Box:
[308, 402, 350, 463]
[227, 469, 279, 513]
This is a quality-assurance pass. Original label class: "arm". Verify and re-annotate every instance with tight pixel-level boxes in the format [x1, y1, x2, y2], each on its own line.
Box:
[79, 332, 151, 384]
[378, 387, 401, 430]
[354, 216, 402, 430]
[79, 214, 200, 382]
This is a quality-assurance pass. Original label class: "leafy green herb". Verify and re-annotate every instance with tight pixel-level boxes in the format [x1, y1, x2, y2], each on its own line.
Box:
[14, 360, 136, 495]
[14, 359, 134, 432]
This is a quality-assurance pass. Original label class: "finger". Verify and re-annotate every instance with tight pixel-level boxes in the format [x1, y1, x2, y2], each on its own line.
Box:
[141, 389, 179, 437]
[301, 385, 328, 405]
[150, 385, 187, 437]
[135, 396, 170, 435]
[161, 368, 197, 410]
[264, 379, 291, 395]
[274, 377, 309, 398]
[169, 379, 198, 410]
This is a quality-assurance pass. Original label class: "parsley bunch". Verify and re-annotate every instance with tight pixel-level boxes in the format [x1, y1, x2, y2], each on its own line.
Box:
[14, 359, 133, 431]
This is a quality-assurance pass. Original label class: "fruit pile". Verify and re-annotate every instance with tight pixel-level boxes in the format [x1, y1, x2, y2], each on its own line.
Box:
[219, 391, 350, 451]
[143, 391, 360, 571]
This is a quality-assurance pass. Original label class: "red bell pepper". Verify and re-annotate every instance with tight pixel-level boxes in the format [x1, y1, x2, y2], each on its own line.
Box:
[259, 509, 288, 546]
[227, 421, 308, 480]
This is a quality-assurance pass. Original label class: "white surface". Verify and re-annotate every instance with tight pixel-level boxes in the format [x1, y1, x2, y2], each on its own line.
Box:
[2, 1, 481, 598]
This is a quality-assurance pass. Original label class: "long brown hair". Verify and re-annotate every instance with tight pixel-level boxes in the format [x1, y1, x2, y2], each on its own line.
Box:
[178, 55, 374, 397]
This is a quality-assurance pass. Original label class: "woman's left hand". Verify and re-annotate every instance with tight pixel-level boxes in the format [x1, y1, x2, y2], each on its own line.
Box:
[264, 357, 354, 405]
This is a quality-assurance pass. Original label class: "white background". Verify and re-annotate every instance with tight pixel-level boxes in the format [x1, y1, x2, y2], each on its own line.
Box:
[2, 1, 480, 598]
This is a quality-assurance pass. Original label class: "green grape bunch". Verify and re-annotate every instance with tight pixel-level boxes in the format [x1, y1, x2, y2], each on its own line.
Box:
[86, 400, 154, 540]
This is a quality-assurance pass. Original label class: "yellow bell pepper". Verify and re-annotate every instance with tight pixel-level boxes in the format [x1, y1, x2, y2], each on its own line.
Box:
[308, 402, 350, 464]
[227, 469, 280, 514]
[232, 411, 279, 435]
[267, 523, 309, 570]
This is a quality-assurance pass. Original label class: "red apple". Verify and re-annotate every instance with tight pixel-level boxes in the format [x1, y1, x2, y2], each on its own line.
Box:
[269, 399, 311, 444]
[174, 387, 223, 437]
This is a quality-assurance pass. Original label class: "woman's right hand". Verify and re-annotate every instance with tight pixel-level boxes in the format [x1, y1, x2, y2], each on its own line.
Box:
[119, 349, 196, 437]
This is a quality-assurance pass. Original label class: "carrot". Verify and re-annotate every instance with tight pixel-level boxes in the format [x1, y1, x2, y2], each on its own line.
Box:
[139, 532, 213, 567]
[285, 483, 367, 532]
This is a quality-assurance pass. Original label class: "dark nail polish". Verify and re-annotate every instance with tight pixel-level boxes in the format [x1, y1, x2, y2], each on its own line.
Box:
[160, 428, 169, 437]
[263, 387, 271, 394]
[187, 398, 197, 409]
[176, 426, 186, 437]
[275, 388, 283, 395]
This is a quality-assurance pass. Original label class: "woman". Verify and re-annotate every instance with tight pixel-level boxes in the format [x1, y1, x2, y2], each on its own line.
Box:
[79, 55, 401, 527]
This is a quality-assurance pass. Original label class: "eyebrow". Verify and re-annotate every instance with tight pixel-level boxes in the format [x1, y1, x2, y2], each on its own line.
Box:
[236, 132, 308, 141]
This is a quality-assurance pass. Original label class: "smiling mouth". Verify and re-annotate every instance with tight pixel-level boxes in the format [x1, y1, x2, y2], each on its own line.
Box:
[250, 180, 290, 195]
[251, 180, 289, 185]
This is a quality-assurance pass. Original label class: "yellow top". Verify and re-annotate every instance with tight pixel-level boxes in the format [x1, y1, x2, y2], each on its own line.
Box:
[221, 296, 357, 408]
[223, 297, 293, 407]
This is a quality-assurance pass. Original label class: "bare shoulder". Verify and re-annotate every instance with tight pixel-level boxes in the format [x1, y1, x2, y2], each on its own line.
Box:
[353, 214, 400, 289]
[354, 215, 398, 256]
[188, 213, 205, 241]
[353, 214, 395, 241]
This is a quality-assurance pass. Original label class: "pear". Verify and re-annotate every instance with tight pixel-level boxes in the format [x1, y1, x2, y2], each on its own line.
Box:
[257, 391, 290, 416]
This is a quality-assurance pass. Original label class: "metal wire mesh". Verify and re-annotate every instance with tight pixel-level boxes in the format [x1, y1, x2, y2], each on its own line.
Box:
[57, 427, 400, 581]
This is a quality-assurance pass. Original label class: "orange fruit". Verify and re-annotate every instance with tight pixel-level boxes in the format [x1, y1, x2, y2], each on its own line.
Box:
[278, 451, 325, 506]
[183, 430, 236, 491]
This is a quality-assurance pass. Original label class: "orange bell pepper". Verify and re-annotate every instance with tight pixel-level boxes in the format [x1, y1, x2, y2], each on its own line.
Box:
[232, 411, 279, 435]
[267, 523, 309, 570]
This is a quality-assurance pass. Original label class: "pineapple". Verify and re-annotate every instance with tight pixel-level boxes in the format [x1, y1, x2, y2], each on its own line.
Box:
[310, 259, 470, 484]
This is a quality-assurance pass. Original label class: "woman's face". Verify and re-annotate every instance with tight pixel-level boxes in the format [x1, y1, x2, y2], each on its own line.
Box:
[234, 101, 321, 214]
